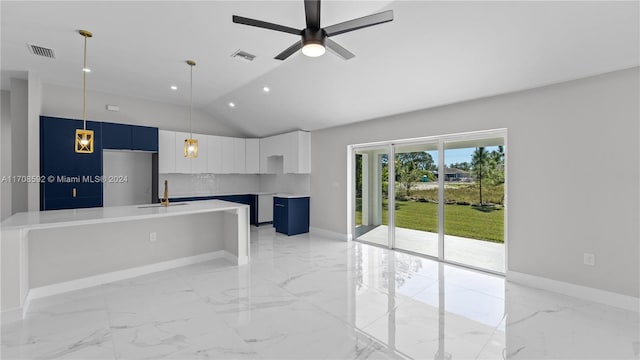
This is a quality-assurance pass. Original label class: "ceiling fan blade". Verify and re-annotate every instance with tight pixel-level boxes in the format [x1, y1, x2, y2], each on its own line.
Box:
[275, 41, 303, 60]
[326, 38, 355, 60]
[232, 15, 301, 35]
[304, 0, 321, 30]
[324, 10, 393, 37]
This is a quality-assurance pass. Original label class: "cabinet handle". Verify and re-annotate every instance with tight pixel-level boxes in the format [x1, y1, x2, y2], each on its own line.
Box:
[275, 204, 285, 207]
[72, 188, 77, 198]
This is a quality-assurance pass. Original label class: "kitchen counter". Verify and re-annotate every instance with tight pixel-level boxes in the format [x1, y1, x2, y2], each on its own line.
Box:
[1, 200, 250, 322]
[274, 193, 310, 198]
[1, 200, 248, 231]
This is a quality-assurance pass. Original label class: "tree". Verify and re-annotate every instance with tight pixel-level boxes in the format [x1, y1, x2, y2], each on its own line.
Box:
[471, 147, 490, 205]
[487, 146, 505, 185]
[395, 152, 435, 197]
[448, 161, 471, 171]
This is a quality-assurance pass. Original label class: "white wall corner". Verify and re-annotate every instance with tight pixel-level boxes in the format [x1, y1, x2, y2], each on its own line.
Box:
[27, 72, 42, 211]
[507, 270, 640, 313]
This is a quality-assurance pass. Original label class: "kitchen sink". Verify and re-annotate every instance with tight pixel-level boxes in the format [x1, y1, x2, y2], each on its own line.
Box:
[137, 203, 188, 208]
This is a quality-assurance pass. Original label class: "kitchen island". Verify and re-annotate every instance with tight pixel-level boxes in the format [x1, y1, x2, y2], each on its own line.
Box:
[1, 200, 250, 322]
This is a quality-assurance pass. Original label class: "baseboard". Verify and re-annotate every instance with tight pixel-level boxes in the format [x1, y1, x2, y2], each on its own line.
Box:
[27, 250, 228, 302]
[507, 270, 640, 312]
[1, 307, 23, 324]
[309, 227, 349, 241]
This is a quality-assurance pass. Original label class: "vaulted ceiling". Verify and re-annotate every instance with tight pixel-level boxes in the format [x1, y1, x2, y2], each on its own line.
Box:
[2, 1, 638, 137]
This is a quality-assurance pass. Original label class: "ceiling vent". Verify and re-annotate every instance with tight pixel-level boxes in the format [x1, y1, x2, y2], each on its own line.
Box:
[27, 43, 56, 59]
[231, 50, 256, 62]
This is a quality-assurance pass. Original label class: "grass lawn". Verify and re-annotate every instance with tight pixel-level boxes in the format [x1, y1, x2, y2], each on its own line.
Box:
[355, 182, 504, 243]
[357, 199, 504, 243]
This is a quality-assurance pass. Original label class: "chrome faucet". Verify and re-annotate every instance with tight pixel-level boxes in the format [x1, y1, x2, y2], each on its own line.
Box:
[161, 180, 170, 207]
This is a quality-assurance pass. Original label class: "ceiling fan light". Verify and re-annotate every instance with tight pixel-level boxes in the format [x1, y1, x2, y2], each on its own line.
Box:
[302, 43, 326, 57]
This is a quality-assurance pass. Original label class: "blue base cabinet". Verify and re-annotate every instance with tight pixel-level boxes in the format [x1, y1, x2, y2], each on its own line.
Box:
[166, 195, 258, 226]
[274, 196, 309, 236]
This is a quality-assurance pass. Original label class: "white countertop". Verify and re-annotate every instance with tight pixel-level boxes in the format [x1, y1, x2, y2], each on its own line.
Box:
[0, 200, 248, 231]
[274, 193, 310, 199]
[168, 192, 276, 198]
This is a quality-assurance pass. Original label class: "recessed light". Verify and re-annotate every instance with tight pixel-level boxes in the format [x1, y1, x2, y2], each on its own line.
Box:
[229, 102, 235, 108]
[82, 68, 91, 73]
[263, 86, 270, 93]
[170, 85, 178, 90]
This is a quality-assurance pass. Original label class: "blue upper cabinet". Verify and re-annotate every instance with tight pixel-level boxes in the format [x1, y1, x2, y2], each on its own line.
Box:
[102, 122, 132, 150]
[102, 123, 158, 152]
[132, 125, 158, 151]
[40, 116, 103, 210]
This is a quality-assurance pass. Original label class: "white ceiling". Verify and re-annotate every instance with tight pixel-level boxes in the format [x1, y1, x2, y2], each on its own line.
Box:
[2, 1, 638, 137]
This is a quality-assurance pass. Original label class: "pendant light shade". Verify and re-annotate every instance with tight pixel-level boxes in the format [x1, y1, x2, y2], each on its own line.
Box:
[75, 30, 94, 154]
[184, 60, 198, 158]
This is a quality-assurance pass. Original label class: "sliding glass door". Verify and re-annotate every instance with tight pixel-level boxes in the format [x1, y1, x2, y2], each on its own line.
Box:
[393, 143, 439, 257]
[354, 146, 390, 247]
[443, 139, 505, 273]
[351, 130, 506, 274]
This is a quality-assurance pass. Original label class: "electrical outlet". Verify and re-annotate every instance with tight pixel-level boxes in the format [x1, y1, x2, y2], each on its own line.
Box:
[583, 253, 595, 266]
[149, 232, 157, 242]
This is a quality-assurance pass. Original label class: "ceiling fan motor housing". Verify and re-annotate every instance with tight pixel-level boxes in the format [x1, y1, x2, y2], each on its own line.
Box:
[302, 28, 326, 47]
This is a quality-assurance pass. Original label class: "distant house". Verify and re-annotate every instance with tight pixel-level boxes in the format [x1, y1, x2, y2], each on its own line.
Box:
[434, 167, 471, 181]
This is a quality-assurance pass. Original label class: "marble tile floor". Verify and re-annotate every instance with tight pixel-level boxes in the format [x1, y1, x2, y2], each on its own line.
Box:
[2, 227, 638, 359]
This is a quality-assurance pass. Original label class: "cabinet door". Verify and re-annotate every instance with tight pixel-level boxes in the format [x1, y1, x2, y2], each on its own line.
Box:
[131, 125, 158, 151]
[190, 134, 208, 174]
[207, 135, 223, 173]
[174, 131, 191, 174]
[220, 137, 235, 174]
[102, 122, 132, 150]
[259, 136, 276, 174]
[297, 131, 311, 174]
[245, 139, 260, 174]
[234, 138, 246, 174]
[40, 117, 103, 210]
[273, 197, 288, 233]
[158, 130, 175, 173]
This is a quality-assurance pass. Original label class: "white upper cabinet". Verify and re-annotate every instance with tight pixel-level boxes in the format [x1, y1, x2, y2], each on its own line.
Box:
[233, 138, 246, 174]
[245, 139, 260, 174]
[159, 130, 309, 175]
[158, 130, 176, 174]
[220, 136, 235, 174]
[174, 132, 191, 174]
[207, 135, 223, 173]
[259, 130, 310, 174]
[190, 134, 208, 174]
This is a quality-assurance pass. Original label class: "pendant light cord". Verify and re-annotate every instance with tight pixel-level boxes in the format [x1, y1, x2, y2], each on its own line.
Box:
[83, 34, 87, 130]
[189, 63, 193, 140]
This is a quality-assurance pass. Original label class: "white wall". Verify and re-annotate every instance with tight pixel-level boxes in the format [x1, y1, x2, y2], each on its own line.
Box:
[310, 68, 639, 298]
[1, 90, 12, 220]
[27, 72, 42, 211]
[42, 84, 244, 137]
[103, 151, 153, 206]
[10, 78, 27, 214]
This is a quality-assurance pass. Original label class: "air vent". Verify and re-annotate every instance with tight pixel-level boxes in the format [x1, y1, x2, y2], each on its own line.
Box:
[231, 50, 256, 62]
[27, 43, 56, 59]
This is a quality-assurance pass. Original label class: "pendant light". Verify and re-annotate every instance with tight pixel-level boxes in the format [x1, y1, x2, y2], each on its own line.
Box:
[183, 60, 198, 158]
[75, 30, 94, 154]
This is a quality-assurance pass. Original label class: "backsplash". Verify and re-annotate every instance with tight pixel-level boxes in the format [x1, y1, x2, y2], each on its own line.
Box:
[259, 174, 310, 195]
[158, 173, 310, 197]
[159, 174, 260, 197]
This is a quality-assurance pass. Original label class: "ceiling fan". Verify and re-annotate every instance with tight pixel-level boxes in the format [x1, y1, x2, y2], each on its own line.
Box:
[232, 0, 393, 60]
